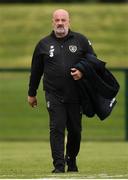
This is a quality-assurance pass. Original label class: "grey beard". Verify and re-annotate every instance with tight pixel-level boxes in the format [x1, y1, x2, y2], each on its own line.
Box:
[54, 27, 68, 38]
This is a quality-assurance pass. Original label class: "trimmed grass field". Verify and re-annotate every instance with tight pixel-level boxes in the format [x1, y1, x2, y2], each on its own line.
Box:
[0, 71, 125, 141]
[0, 141, 128, 179]
[0, 4, 128, 179]
[0, 3, 128, 67]
[0, 4, 127, 141]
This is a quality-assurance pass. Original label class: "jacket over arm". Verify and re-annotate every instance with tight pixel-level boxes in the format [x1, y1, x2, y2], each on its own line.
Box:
[74, 54, 120, 120]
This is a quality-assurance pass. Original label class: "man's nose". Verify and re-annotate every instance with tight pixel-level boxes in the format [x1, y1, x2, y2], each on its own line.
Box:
[58, 20, 63, 25]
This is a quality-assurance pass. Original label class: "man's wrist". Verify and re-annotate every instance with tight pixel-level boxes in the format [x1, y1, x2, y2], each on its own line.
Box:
[28, 90, 37, 97]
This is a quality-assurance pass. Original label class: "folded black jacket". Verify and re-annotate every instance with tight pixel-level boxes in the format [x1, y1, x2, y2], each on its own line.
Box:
[74, 54, 120, 120]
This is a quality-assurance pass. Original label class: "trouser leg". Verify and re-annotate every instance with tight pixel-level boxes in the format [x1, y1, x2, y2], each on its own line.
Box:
[45, 92, 66, 170]
[66, 103, 82, 159]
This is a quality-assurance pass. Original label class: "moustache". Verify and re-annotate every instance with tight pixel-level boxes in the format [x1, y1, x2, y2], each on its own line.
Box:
[57, 25, 64, 28]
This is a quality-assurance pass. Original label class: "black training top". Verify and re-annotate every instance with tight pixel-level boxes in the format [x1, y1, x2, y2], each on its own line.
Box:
[28, 30, 96, 102]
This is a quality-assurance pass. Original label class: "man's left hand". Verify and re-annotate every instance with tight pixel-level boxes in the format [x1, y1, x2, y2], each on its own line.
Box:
[70, 68, 83, 80]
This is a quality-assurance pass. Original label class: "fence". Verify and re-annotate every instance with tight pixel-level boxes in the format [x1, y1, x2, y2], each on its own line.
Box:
[0, 68, 128, 141]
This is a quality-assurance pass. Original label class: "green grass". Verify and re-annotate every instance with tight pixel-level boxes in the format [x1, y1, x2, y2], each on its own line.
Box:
[0, 4, 127, 178]
[0, 141, 128, 178]
[0, 4, 128, 67]
[0, 72, 49, 140]
[0, 4, 127, 140]
[0, 71, 125, 141]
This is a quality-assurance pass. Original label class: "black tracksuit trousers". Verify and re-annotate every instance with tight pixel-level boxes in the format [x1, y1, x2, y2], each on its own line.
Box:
[45, 92, 82, 170]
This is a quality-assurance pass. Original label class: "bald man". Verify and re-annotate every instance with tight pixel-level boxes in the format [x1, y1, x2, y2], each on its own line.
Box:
[28, 9, 96, 173]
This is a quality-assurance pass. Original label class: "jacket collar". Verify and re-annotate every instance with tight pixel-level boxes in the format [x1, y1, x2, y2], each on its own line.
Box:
[50, 29, 74, 41]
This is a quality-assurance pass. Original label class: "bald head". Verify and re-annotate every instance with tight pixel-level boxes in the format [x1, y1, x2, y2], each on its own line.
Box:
[53, 9, 70, 21]
[52, 9, 70, 38]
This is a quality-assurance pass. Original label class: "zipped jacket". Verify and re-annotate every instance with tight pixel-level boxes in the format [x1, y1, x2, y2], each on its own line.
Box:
[28, 30, 96, 102]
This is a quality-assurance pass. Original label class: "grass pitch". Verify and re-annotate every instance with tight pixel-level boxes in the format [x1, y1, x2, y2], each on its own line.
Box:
[0, 4, 128, 67]
[0, 71, 125, 141]
[0, 141, 128, 179]
[0, 4, 127, 178]
[0, 4, 126, 141]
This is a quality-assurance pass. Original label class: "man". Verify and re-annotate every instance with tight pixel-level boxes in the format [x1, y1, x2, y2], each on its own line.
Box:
[28, 9, 96, 173]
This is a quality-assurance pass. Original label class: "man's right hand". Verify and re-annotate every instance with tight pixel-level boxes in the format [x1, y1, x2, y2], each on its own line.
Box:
[28, 96, 37, 108]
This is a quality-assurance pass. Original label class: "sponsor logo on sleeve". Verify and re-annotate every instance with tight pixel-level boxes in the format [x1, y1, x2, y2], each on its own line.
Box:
[88, 40, 92, 46]
[47, 101, 50, 108]
[110, 98, 116, 107]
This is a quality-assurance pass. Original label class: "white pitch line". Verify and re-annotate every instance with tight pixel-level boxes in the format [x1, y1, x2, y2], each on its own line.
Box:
[1, 173, 128, 179]
[47, 173, 128, 177]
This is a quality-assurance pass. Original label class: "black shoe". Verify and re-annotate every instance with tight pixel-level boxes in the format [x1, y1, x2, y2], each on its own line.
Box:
[52, 168, 65, 173]
[67, 165, 78, 172]
[66, 156, 78, 172]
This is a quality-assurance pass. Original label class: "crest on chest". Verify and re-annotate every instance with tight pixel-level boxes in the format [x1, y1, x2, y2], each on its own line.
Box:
[69, 45, 77, 53]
